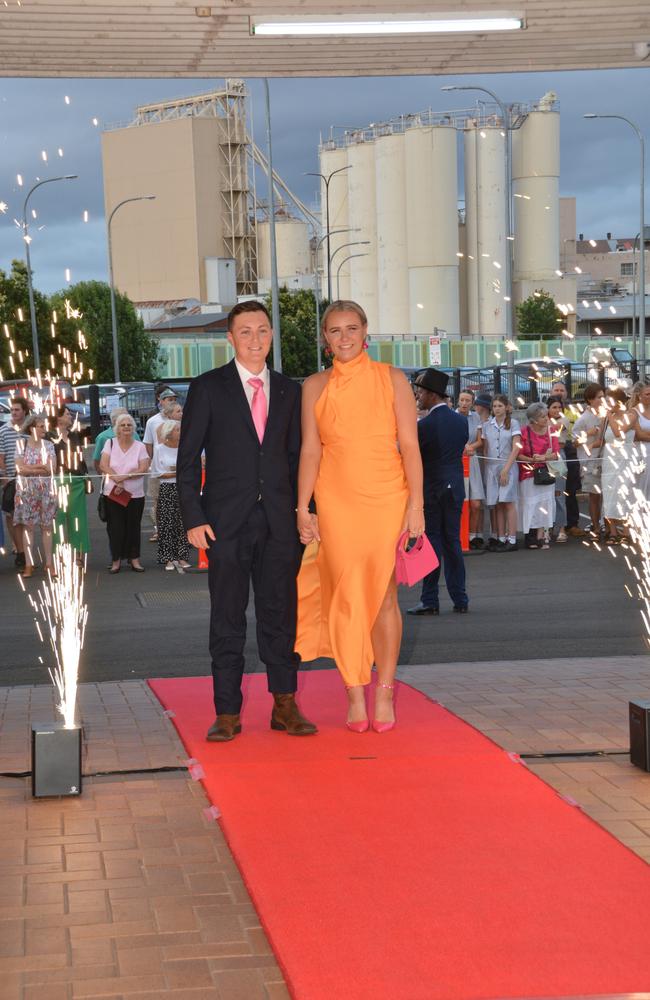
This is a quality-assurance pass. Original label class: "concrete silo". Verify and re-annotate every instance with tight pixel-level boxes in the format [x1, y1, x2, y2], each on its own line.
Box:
[512, 105, 561, 299]
[464, 124, 508, 338]
[346, 138, 378, 333]
[405, 124, 459, 337]
[463, 126, 480, 336]
[257, 217, 311, 288]
[375, 131, 409, 336]
[319, 144, 351, 300]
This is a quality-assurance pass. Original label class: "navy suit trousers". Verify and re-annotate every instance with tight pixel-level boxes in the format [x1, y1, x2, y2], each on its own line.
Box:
[420, 486, 468, 610]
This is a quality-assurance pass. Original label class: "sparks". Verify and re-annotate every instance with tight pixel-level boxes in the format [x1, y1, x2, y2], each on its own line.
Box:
[27, 544, 88, 729]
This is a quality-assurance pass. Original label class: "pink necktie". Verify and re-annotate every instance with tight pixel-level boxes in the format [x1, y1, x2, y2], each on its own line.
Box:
[248, 377, 267, 443]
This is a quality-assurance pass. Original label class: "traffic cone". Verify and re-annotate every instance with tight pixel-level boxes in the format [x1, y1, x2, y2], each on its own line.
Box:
[461, 454, 470, 553]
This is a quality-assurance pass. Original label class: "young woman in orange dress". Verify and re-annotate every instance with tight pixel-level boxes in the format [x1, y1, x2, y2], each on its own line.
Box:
[296, 301, 424, 733]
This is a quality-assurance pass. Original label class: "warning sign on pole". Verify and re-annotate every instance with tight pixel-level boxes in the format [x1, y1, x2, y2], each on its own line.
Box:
[428, 336, 441, 366]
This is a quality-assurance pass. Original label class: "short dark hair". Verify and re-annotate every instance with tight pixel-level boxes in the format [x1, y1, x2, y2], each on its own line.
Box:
[606, 386, 629, 405]
[583, 382, 604, 403]
[11, 397, 30, 416]
[227, 300, 271, 331]
[546, 395, 565, 410]
[54, 404, 69, 420]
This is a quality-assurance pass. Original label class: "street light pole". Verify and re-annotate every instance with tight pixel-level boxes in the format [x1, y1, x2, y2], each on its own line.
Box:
[306, 165, 352, 300]
[312, 228, 357, 371]
[329, 239, 371, 271]
[633, 232, 640, 361]
[585, 113, 646, 367]
[22, 175, 78, 372]
[263, 79, 283, 372]
[442, 84, 515, 397]
[107, 195, 156, 384]
[336, 253, 368, 299]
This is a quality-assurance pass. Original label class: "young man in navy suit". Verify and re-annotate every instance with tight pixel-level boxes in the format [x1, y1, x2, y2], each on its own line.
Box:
[176, 301, 317, 742]
[407, 368, 470, 616]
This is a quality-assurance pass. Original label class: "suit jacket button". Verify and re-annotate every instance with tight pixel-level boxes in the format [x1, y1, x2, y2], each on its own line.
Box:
[260, 479, 264, 484]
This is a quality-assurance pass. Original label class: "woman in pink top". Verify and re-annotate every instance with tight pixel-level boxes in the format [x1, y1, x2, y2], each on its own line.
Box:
[518, 402, 560, 549]
[99, 412, 150, 573]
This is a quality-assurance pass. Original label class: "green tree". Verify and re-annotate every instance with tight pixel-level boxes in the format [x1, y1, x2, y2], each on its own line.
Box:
[51, 280, 161, 382]
[515, 289, 565, 340]
[265, 286, 324, 378]
[0, 259, 60, 378]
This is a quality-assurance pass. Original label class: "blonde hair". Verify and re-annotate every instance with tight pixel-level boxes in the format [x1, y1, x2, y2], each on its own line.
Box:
[159, 419, 180, 444]
[21, 412, 46, 435]
[629, 381, 650, 410]
[321, 299, 368, 334]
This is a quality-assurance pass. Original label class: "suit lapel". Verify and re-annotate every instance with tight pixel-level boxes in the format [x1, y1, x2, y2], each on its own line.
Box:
[265, 370, 286, 441]
[221, 360, 258, 443]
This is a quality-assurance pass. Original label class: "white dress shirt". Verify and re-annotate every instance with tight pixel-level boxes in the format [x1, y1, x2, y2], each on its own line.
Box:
[234, 358, 270, 411]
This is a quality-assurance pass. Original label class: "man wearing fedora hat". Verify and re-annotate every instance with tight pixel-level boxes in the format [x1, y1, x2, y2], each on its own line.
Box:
[408, 368, 469, 616]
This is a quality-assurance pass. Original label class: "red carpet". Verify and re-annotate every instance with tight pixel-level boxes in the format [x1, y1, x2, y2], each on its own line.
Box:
[149, 671, 650, 1000]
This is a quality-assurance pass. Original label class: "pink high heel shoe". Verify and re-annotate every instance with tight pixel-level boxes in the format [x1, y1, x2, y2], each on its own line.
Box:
[345, 684, 369, 733]
[372, 681, 396, 733]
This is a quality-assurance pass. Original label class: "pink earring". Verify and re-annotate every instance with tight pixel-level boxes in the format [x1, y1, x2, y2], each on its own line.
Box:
[363, 338, 369, 349]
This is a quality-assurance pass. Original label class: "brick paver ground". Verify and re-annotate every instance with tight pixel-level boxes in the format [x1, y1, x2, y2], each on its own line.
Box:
[1, 656, 649, 998]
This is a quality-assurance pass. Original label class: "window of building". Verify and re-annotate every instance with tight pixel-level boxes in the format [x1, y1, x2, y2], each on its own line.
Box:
[621, 262, 637, 276]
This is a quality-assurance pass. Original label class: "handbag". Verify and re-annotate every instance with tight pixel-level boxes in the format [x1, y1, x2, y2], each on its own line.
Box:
[1, 478, 16, 514]
[395, 531, 439, 587]
[109, 485, 132, 507]
[97, 493, 107, 522]
[533, 465, 556, 486]
[522, 426, 556, 485]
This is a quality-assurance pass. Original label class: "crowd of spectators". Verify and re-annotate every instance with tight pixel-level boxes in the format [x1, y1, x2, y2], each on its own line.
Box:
[0, 374, 649, 577]
[0, 383, 186, 578]
[455, 378, 650, 550]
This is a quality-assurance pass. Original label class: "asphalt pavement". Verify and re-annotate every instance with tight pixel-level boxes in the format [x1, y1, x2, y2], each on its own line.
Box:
[1, 496, 646, 688]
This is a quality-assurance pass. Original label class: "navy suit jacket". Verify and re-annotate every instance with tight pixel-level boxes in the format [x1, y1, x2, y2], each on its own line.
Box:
[417, 404, 469, 506]
[176, 360, 301, 542]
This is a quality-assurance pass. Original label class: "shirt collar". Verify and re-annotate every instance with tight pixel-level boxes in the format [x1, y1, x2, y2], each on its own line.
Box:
[235, 358, 269, 388]
[430, 402, 447, 411]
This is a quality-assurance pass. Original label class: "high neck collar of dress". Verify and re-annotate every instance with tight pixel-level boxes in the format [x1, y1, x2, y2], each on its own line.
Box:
[332, 349, 369, 378]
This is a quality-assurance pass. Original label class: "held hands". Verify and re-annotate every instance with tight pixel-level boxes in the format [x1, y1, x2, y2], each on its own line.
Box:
[297, 509, 320, 545]
[187, 523, 216, 550]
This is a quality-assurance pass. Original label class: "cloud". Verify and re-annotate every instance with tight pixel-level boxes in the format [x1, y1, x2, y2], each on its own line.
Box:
[0, 68, 648, 294]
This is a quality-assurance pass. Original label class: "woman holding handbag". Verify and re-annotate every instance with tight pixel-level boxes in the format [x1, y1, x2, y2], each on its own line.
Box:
[518, 402, 561, 550]
[99, 412, 150, 573]
[295, 300, 424, 733]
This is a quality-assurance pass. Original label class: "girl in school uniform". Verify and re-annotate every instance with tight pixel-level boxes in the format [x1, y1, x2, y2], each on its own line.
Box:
[475, 394, 521, 552]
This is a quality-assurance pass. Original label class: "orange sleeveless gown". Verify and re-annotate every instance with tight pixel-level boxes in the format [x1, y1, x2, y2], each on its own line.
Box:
[296, 351, 409, 687]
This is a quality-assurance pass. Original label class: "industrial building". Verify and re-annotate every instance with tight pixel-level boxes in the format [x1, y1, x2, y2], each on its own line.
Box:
[320, 92, 577, 340]
[101, 81, 313, 309]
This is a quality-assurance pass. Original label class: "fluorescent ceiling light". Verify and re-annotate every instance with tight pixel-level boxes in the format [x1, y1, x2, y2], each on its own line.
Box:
[251, 14, 524, 37]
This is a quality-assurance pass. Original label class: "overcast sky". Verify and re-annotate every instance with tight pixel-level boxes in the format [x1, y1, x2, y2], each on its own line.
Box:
[0, 67, 648, 294]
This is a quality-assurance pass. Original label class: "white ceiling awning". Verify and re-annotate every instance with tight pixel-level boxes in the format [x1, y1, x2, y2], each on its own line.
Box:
[1, 1, 650, 78]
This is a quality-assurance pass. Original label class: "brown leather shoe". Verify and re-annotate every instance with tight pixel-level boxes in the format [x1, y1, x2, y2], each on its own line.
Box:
[206, 714, 241, 742]
[270, 694, 318, 736]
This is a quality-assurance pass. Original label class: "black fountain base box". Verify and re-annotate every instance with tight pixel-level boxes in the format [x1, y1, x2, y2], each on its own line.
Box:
[31, 722, 82, 797]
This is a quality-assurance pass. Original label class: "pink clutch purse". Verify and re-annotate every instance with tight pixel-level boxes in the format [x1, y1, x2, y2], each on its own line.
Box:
[395, 531, 439, 587]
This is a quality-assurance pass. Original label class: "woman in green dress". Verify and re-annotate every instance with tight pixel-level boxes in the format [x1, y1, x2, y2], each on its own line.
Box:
[50, 405, 91, 562]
